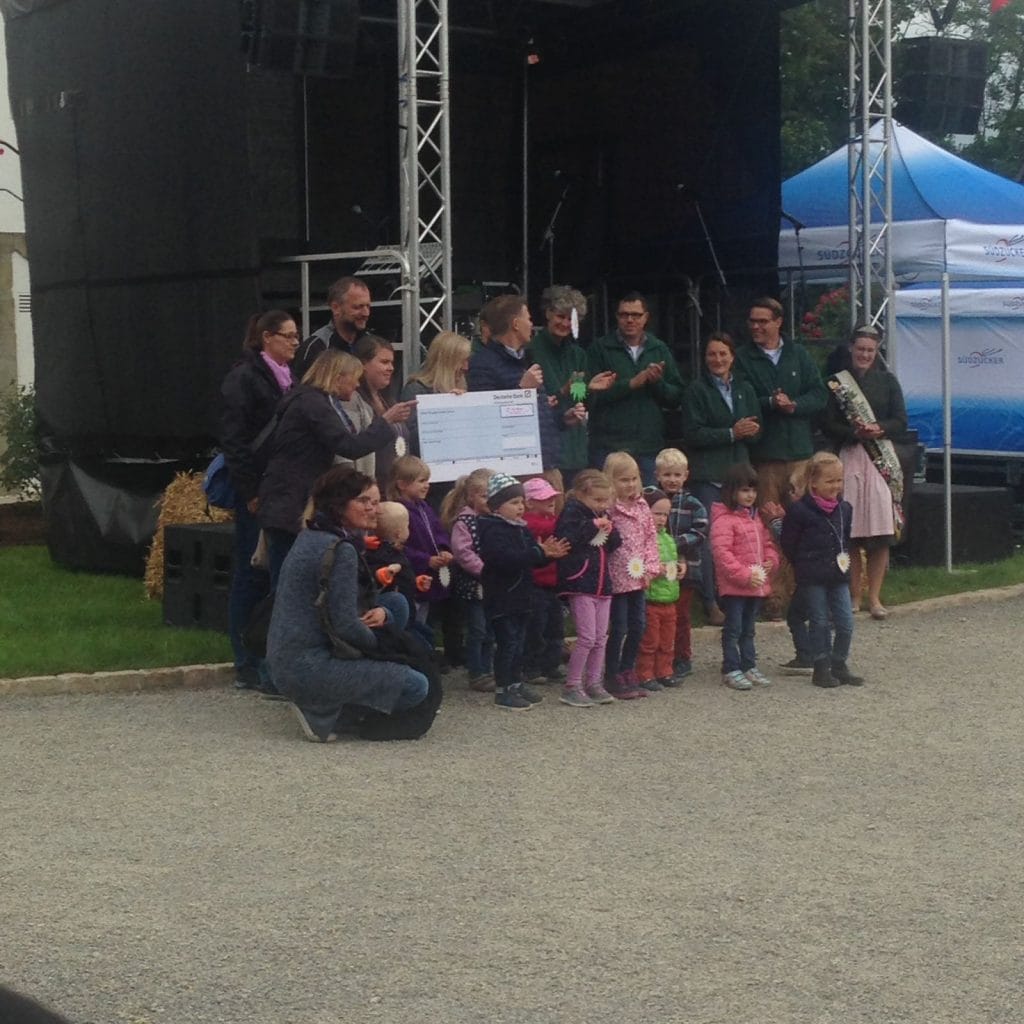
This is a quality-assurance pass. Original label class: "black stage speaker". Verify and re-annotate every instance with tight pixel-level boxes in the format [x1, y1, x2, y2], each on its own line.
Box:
[895, 37, 988, 136]
[901, 483, 1013, 567]
[163, 523, 235, 632]
[243, 0, 359, 78]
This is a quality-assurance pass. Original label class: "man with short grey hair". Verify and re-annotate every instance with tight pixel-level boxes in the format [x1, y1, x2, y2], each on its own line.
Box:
[291, 275, 372, 380]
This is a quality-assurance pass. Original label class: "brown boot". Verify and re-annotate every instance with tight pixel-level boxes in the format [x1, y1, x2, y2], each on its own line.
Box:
[706, 603, 726, 626]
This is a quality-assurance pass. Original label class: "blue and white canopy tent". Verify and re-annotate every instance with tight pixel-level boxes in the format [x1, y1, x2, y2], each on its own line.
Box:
[778, 123, 1024, 566]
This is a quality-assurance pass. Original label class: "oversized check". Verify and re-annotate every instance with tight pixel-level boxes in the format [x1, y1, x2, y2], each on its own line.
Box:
[416, 388, 543, 482]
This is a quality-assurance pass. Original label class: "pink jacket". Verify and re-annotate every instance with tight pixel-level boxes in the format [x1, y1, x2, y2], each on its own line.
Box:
[450, 506, 484, 577]
[608, 495, 661, 595]
[710, 503, 779, 598]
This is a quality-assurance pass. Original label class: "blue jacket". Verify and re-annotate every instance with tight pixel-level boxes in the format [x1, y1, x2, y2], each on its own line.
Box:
[780, 493, 853, 587]
[477, 513, 550, 617]
[467, 342, 562, 469]
[553, 497, 622, 597]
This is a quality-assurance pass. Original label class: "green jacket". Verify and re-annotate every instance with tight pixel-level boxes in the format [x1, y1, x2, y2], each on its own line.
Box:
[734, 339, 826, 462]
[681, 371, 763, 485]
[820, 364, 910, 446]
[528, 328, 589, 470]
[646, 528, 680, 604]
[586, 330, 685, 456]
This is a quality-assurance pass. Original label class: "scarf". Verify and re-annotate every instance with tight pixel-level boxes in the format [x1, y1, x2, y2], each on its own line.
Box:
[261, 351, 293, 393]
[813, 494, 839, 515]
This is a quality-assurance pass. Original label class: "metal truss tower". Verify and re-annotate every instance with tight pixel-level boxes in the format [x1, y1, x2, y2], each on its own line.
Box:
[847, 0, 895, 352]
[398, 0, 453, 371]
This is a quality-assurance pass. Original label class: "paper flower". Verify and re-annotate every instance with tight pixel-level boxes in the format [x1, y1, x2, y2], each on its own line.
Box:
[627, 556, 646, 579]
[590, 525, 610, 547]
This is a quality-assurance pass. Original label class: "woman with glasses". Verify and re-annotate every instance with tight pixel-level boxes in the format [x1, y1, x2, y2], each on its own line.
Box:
[219, 310, 299, 690]
[267, 466, 435, 743]
[257, 349, 415, 587]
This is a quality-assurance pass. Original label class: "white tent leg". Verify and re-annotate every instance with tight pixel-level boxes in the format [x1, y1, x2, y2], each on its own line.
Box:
[941, 272, 952, 573]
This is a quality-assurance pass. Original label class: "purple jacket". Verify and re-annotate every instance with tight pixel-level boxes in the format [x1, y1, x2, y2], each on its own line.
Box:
[398, 497, 452, 603]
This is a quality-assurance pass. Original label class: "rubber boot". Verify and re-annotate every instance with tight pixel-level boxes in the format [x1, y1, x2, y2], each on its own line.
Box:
[812, 659, 841, 688]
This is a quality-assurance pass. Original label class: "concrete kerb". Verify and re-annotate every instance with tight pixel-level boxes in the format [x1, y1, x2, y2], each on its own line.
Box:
[3, 582, 1023, 698]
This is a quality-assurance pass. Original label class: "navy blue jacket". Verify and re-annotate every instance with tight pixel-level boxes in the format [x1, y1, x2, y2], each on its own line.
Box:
[553, 497, 622, 597]
[477, 513, 549, 617]
[466, 342, 562, 470]
[780, 493, 853, 587]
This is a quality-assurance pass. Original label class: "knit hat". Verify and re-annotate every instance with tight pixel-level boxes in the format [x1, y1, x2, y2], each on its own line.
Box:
[487, 471, 525, 510]
[523, 477, 558, 502]
[642, 486, 668, 508]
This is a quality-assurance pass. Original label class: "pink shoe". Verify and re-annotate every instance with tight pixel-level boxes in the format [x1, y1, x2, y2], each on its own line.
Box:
[585, 681, 616, 704]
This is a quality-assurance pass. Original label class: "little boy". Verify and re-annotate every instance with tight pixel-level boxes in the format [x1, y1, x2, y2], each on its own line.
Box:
[522, 476, 567, 685]
[477, 472, 569, 711]
[363, 501, 433, 650]
[636, 489, 681, 689]
[654, 447, 709, 680]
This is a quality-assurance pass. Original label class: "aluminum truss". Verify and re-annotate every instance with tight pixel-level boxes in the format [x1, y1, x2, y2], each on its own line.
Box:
[398, 0, 453, 372]
[847, 0, 895, 353]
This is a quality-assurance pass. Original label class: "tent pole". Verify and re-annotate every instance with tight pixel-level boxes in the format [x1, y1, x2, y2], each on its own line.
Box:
[941, 272, 952, 573]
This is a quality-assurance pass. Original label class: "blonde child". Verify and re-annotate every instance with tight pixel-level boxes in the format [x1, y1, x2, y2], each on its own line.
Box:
[603, 452, 662, 699]
[389, 455, 453, 632]
[709, 462, 779, 690]
[654, 447, 709, 680]
[553, 470, 621, 707]
[636, 489, 682, 689]
[780, 453, 864, 688]
[441, 468, 496, 692]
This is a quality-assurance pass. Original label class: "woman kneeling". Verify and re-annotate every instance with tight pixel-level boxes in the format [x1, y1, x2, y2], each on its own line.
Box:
[267, 466, 434, 742]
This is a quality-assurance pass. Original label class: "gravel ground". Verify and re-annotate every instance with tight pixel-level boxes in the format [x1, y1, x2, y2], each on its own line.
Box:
[3, 595, 1023, 1024]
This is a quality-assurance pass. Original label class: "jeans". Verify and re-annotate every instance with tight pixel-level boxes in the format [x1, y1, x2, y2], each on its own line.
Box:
[720, 594, 762, 673]
[567, 594, 611, 686]
[460, 598, 494, 678]
[800, 583, 854, 665]
[379, 591, 410, 630]
[606, 589, 647, 679]
[524, 588, 564, 676]
[786, 587, 813, 662]
[266, 527, 297, 591]
[491, 612, 530, 689]
[228, 501, 269, 670]
[392, 668, 430, 711]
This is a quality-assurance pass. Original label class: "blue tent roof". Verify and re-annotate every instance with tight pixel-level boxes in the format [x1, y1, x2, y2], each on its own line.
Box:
[782, 122, 1024, 227]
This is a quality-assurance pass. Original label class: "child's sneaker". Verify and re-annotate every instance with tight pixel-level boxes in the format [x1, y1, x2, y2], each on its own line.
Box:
[494, 686, 532, 711]
[657, 675, 679, 688]
[606, 672, 648, 699]
[517, 681, 544, 704]
[672, 657, 693, 678]
[722, 670, 752, 691]
[780, 656, 814, 673]
[468, 673, 495, 693]
[639, 677, 664, 692]
[559, 685, 594, 708]
[745, 667, 772, 687]
[545, 665, 567, 683]
[585, 681, 616, 704]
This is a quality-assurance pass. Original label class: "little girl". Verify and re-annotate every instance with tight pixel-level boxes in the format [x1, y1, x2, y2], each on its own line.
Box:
[603, 452, 662, 699]
[780, 453, 864, 689]
[554, 469, 622, 707]
[389, 455, 453, 633]
[441, 468, 496, 692]
[709, 462, 779, 691]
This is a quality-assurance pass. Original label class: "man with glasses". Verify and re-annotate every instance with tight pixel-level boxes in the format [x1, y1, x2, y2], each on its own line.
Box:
[292, 275, 373, 380]
[586, 291, 684, 482]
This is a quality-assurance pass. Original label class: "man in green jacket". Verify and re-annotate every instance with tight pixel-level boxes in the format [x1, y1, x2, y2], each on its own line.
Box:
[586, 291, 685, 483]
[734, 296, 827, 505]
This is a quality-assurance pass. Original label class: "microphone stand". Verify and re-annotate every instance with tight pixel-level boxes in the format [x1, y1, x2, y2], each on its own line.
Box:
[780, 209, 807, 334]
[538, 179, 570, 288]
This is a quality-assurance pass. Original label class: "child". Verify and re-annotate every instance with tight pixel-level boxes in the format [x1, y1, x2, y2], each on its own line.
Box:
[709, 463, 779, 690]
[441, 468, 496, 692]
[523, 476, 567, 685]
[553, 469, 622, 707]
[389, 455, 454, 638]
[654, 447, 709, 680]
[636, 488, 683, 689]
[362, 501, 433, 650]
[477, 472, 569, 710]
[780, 453, 864, 689]
[604, 452, 662, 699]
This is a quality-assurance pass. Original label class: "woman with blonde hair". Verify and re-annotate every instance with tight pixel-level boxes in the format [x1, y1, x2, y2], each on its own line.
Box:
[400, 330, 472, 455]
[258, 349, 413, 585]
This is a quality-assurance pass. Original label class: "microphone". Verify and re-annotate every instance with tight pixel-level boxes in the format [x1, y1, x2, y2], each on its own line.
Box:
[675, 182, 701, 201]
[780, 209, 806, 231]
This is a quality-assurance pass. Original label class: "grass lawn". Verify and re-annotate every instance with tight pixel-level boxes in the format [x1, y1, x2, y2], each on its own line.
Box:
[2, 544, 1022, 680]
[0, 546, 231, 679]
